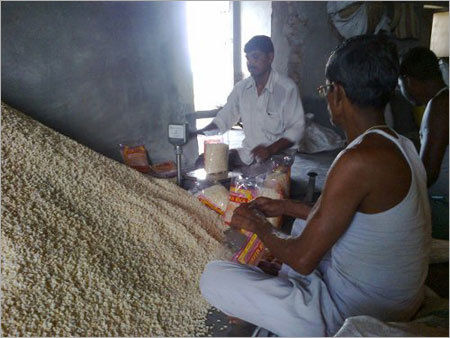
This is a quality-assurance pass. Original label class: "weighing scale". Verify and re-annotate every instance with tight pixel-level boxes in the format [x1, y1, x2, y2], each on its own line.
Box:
[168, 123, 189, 186]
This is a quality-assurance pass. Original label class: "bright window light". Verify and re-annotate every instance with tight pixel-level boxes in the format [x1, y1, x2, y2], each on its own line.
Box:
[186, 1, 234, 112]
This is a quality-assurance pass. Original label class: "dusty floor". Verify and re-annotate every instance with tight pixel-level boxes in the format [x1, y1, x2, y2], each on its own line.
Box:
[205, 308, 257, 337]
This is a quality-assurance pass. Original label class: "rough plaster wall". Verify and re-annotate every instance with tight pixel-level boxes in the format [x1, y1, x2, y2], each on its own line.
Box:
[272, 1, 342, 132]
[271, 2, 290, 76]
[271, 1, 435, 139]
[2, 1, 198, 167]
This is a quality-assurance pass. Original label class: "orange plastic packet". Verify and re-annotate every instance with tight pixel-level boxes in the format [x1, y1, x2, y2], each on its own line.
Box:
[150, 161, 177, 178]
[119, 144, 151, 173]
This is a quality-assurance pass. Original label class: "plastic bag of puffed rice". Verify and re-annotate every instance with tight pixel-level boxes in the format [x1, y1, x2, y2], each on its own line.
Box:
[256, 185, 284, 228]
[223, 165, 290, 265]
[231, 229, 266, 266]
[119, 143, 151, 173]
[203, 136, 229, 174]
[222, 176, 257, 225]
[193, 183, 230, 215]
[220, 176, 265, 265]
[267, 154, 294, 197]
[240, 154, 294, 197]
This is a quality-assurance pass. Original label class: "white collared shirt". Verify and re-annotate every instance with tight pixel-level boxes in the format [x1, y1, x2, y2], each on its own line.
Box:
[213, 69, 305, 164]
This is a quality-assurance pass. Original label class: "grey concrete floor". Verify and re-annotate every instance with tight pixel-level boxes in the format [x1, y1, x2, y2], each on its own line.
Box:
[290, 149, 342, 199]
[202, 307, 257, 337]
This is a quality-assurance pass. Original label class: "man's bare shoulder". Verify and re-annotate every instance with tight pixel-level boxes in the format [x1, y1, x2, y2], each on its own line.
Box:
[329, 144, 373, 181]
[338, 134, 396, 164]
[329, 133, 411, 212]
[424, 90, 449, 134]
[429, 90, 449, 118]
[332, 133, 408, 181]
[321, 143, 376, 206]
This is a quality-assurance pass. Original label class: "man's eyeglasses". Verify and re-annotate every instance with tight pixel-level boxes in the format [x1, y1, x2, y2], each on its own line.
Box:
[317, 83, 334, 98]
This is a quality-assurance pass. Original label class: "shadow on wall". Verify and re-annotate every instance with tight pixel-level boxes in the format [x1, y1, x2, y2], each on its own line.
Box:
[1, 1, 198, 167]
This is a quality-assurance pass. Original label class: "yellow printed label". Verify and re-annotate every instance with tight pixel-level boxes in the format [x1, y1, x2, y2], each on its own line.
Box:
[237, 234, 258, 264]
[198, 196, 224, 215]
[229, 186, 255, 202]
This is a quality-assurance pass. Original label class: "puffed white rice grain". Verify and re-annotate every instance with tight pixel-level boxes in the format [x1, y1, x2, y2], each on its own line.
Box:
[1, 102, 227, 336]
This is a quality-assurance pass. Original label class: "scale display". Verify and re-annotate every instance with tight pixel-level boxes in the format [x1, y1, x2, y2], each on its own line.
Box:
[168, 123, 188, 146]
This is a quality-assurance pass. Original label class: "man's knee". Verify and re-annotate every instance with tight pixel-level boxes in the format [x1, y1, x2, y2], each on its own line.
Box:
[200, 260, 228, 299]
[200, 260, 254, 302]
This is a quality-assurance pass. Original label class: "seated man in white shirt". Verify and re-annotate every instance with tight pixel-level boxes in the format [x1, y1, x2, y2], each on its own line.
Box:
[195, 35, 305, 168]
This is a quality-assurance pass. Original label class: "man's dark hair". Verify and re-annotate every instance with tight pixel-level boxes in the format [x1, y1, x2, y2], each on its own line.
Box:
[400, 47, 443, 81]
[325, 34, 399, 110]
[244, 35, 274, 54]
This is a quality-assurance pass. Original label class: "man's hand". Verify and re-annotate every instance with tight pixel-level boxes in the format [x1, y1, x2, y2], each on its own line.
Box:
[188, 129, 205, 140]
[251, 145, 272, 162]
[249, 197, 285, 217]
[191, 122, 220, 139]
[251, 138, 294, 163]
[229, 204, 267, 233]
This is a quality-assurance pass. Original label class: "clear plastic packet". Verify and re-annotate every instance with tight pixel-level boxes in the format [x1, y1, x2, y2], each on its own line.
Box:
[251, 155, 293, 228]
[256, 183, 284, 228]
[222, 156, 294, 266]
[239, 154, 294, 195]
[267, 154, 294, 197]
[220, 176, 266, 266]
[222, 176, 257, 225]
[119, 142, 151, 173]
[192, 182, 230, 215]
[231, 229, 266, 265]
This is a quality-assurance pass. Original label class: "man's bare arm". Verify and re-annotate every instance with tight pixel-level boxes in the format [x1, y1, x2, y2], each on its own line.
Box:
[420, 94, 449, 187]
[268, 138, 294, 155]
[193, 122, 220, 136]
[250, 197, 312, 220]
[231, 150, 369, 275]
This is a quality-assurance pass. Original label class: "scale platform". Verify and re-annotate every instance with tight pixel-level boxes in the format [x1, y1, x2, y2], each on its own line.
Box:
[182, 168, 242, 190]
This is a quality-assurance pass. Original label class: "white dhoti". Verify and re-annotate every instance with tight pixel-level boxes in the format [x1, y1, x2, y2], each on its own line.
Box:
[199, 219, 343, 337]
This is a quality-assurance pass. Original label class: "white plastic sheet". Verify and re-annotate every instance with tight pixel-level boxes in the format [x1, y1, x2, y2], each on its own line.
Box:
[335, 287, 449, 337]
[297, 114, 345, 154]
[334, 315, 448, 337]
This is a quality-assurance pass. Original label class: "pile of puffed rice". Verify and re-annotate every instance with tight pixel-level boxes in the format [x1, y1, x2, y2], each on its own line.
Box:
[1, 102, 226, 336]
